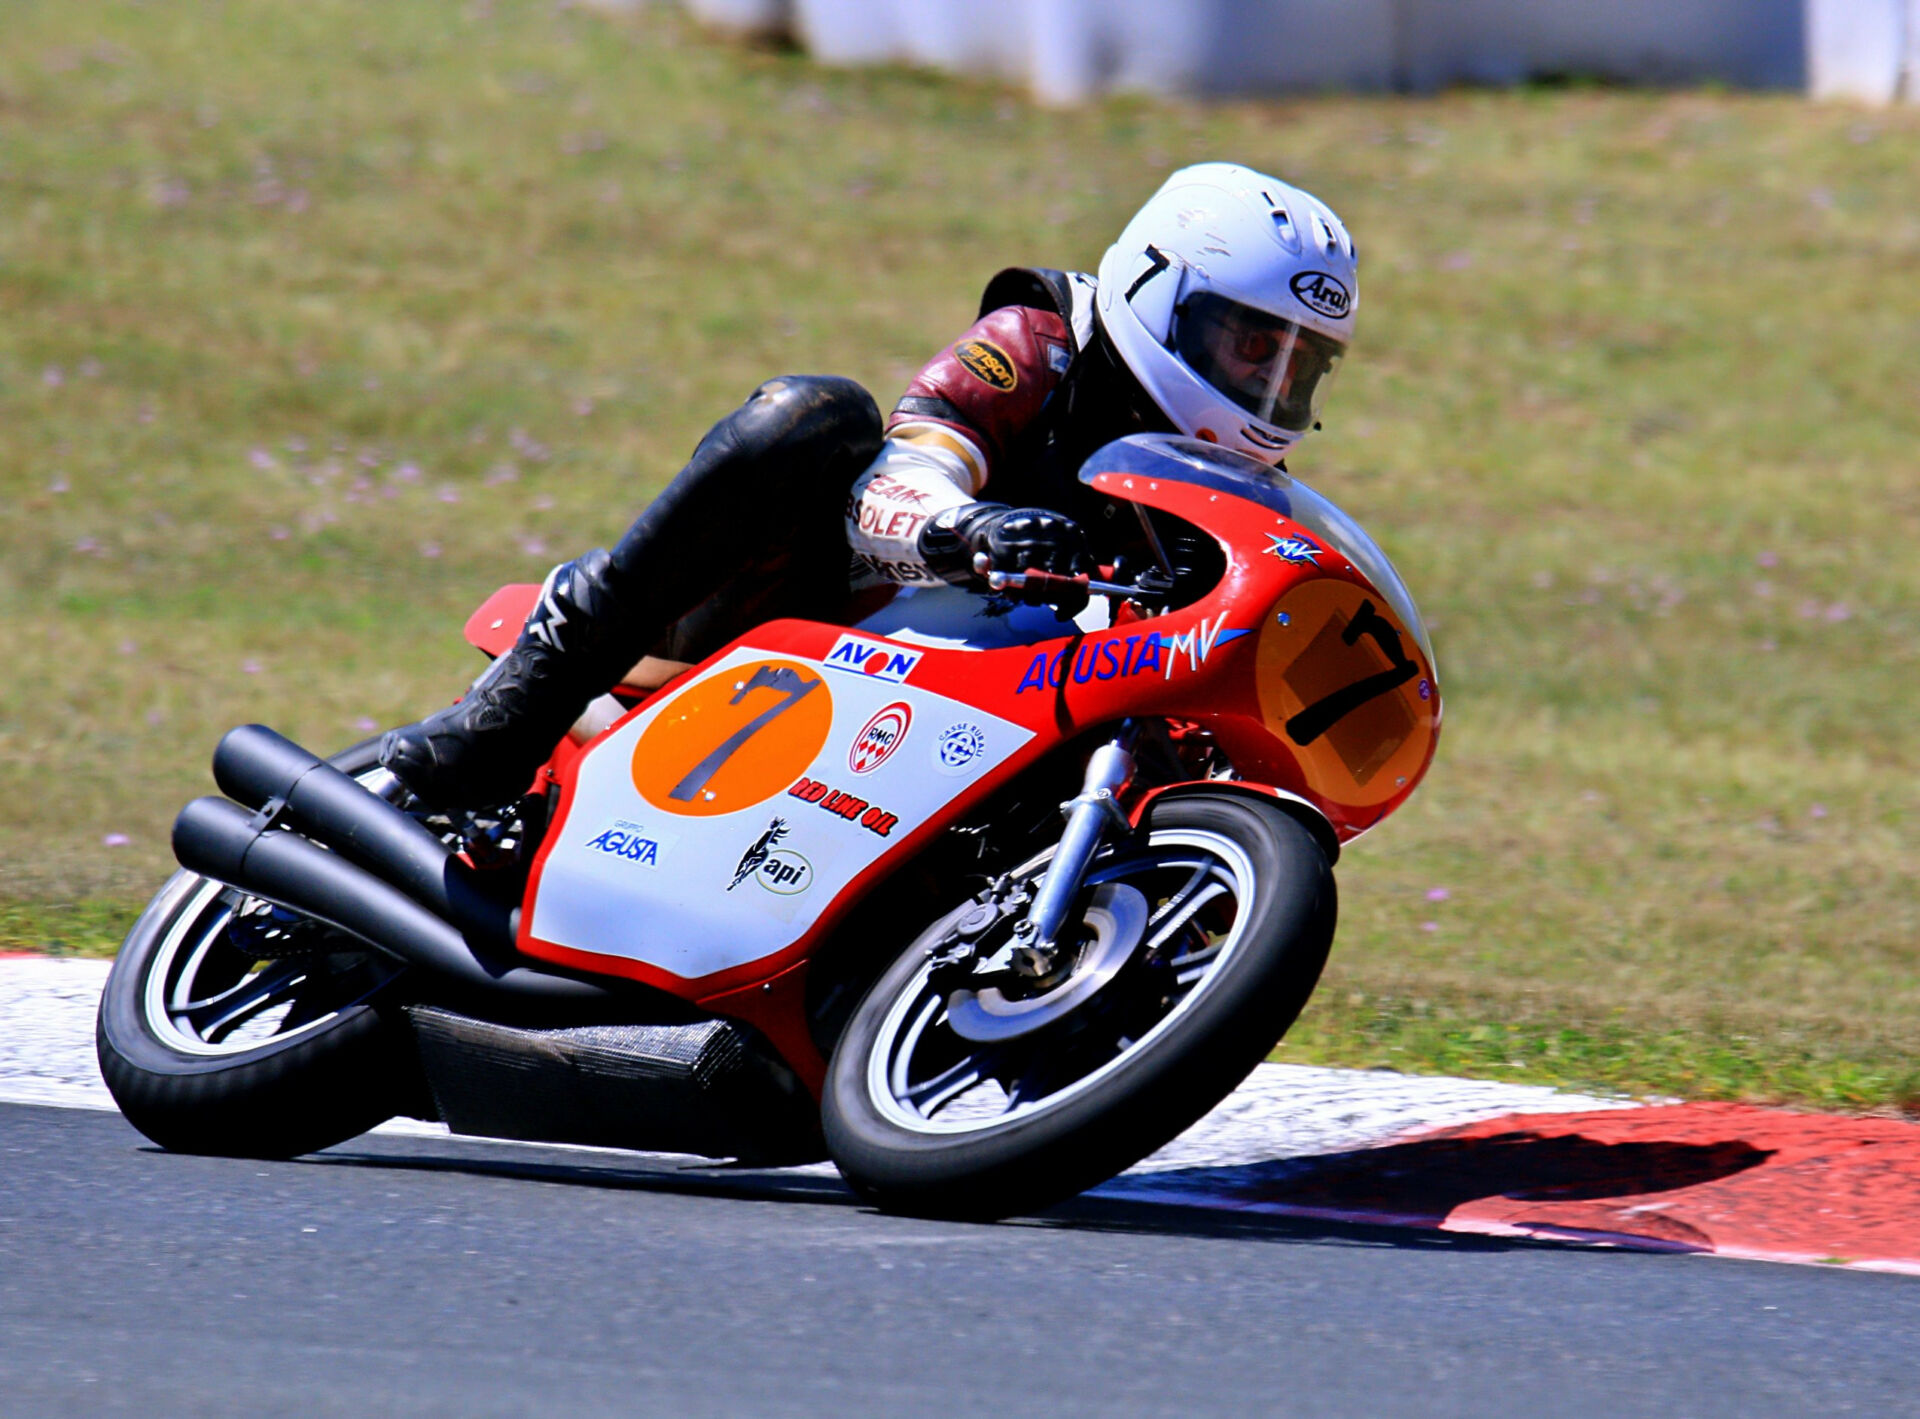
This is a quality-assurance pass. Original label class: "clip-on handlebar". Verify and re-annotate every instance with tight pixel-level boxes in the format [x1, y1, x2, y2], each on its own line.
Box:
[969, 553, 1167, 617]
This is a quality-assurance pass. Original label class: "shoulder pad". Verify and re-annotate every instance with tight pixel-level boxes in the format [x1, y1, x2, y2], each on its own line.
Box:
[978, 267, 1076, 323]
[978, 267, 1097, 355]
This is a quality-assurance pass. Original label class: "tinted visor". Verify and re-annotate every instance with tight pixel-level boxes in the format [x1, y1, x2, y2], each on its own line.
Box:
[1172, 291, 1345, 432]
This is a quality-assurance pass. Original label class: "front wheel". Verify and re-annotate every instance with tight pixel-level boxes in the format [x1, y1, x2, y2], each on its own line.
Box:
[96, 740, 420, 1158]
[822, 794, 1335, 1218]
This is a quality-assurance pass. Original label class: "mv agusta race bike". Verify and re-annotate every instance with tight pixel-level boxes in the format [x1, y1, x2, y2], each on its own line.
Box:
[98, 433, 1441, 1218]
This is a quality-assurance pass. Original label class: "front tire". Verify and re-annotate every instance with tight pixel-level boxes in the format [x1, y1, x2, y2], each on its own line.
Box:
[96, 741, 418, 1158]
[822, 794, 1335, 1219]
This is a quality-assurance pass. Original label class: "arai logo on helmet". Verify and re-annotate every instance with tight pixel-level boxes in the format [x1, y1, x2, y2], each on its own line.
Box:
[1289, 271, 1351, 319]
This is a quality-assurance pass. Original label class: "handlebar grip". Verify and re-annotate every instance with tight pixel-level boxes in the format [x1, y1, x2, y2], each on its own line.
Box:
[1014, 568, 1092, 615]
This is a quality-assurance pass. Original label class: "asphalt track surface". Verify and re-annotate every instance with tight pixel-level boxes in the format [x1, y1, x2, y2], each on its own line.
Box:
[5, 1103, 1917, 1418]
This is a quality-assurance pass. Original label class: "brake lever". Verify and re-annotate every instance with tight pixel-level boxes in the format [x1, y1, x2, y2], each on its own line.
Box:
[972, 553, 1164, 612]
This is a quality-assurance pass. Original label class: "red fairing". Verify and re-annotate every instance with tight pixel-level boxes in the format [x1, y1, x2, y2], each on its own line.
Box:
[471, 435, 1445, 1100]
[886, 305, 1073, 485]
[464, 583, 542, 656]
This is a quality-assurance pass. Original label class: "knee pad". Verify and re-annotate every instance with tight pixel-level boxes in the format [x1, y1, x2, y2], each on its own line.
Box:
[716, 375, 884, 492]
[609, 376, 883, 591]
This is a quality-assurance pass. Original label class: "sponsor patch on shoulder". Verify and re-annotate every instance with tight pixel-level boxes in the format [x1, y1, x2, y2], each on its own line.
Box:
[954, 338, 1017, 392]
[823, 633, 923, 683]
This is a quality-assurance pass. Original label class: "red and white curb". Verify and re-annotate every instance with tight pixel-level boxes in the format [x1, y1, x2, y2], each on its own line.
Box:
[7, 958, 1917, 1275]
[0, 958, 1629, 1151]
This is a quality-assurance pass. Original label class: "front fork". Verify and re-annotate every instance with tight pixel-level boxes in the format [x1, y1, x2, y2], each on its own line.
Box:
[1010, 724, 1138, 975]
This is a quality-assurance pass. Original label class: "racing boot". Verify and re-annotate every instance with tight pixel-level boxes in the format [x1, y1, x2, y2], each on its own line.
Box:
[379, 549, 634, 809]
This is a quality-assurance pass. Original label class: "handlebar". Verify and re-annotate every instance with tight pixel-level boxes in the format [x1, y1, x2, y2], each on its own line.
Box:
[970, 553, 1168, 614]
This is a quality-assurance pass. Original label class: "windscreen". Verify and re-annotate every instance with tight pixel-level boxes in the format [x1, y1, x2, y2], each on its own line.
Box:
[1078, 434, 1435, 672]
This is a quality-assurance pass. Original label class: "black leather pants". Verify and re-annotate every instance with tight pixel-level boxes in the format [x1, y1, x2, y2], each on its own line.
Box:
[611, 374, 884, 666]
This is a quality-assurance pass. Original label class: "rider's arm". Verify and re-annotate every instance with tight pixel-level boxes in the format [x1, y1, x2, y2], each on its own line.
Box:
[843, 434, 983, 586]
[845, 304, 1073, 585]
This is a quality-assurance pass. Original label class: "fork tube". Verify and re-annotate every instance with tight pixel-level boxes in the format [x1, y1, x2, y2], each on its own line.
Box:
[1024, 732, 1136, 953]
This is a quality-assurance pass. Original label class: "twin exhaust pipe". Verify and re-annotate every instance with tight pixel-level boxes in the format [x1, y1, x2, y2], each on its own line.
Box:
[170, 725, 620, 1007]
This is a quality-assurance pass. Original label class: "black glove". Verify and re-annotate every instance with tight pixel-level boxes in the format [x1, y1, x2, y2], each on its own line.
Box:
[917, 502, 1095, 587]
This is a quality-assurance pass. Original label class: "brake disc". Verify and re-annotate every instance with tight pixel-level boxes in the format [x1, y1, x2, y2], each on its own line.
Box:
[944, 883, 1150, 1044]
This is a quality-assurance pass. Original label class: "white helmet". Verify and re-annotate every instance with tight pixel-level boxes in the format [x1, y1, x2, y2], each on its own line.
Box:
[1096, 163, 1357, 465]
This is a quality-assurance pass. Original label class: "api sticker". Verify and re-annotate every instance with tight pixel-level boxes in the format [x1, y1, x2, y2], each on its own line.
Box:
[726, 817, 812, 894]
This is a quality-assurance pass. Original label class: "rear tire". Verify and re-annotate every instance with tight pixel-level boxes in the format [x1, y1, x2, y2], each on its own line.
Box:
[822, 794, 1335, 1219]
[96, 741, 419, 1158]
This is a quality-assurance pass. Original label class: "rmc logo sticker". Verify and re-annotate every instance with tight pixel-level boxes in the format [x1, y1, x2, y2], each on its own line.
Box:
[848, 701, 913, 775]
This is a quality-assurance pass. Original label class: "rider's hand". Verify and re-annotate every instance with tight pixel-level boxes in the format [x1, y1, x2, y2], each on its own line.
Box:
[918, 503, 1095, 587]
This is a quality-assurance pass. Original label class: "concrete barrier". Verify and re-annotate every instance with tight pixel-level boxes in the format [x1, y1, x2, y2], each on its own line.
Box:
[1806, 0, 1913, 101]
[687, 0, 793, 37]
[742, 0, 1919, 104]
[1394, 0, 1805, 92]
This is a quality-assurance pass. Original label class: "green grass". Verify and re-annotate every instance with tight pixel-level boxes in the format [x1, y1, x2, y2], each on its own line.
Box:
[3, 1, 1917, 1109]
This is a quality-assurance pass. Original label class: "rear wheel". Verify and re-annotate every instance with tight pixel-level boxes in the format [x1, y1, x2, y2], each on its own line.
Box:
[822, 794, 1335, 1218]
[96, 741, 419, 1157]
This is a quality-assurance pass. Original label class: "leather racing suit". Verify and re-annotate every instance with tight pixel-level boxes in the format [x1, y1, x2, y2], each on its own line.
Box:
[379, 267, 1185, 809]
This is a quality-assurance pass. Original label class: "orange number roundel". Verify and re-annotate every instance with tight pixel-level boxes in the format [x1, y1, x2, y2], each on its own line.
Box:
[631, 659, 834, 818]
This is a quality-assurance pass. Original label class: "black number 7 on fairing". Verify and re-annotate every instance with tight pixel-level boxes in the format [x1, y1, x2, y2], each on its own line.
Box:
[1284, 599, 1418, 746]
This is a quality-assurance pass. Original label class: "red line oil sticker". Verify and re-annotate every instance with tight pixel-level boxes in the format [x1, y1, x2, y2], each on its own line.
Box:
[1255, 579, 1438, 811]
[787, 776, 900, 837]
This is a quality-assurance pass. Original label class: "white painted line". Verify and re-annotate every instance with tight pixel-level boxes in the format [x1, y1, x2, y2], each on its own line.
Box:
[0, 959, 115, 1112]
[0, 959, 1629, 1171]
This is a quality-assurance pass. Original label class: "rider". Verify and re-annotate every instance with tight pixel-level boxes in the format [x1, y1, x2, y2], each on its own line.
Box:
[380, 162, 1359, 809]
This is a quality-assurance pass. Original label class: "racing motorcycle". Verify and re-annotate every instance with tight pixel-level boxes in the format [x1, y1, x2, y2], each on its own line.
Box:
[97, 433, 1441, 1219]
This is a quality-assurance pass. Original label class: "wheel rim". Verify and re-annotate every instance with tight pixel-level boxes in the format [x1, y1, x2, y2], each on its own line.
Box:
[139, 767, 407, 1059]
[864, 828, 1258, 1136]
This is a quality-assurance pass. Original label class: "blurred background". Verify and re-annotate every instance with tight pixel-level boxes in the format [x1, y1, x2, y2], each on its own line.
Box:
[696, 0, 1920, 105]
[1, 0, 1914, 1110]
